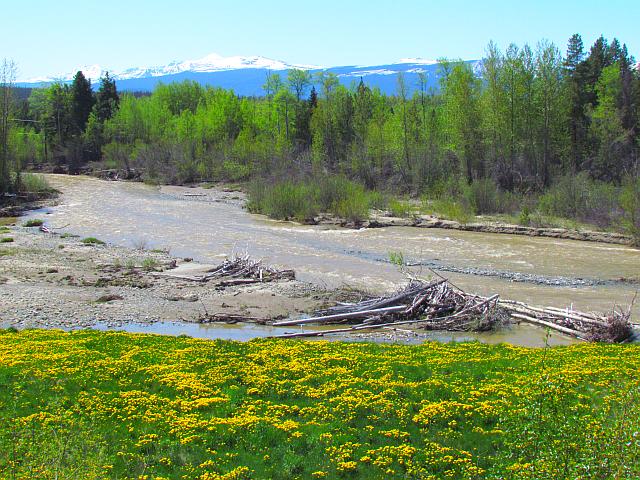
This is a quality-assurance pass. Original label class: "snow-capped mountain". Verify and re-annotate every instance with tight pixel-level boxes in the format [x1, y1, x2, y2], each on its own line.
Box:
[18, 53, 479, 96]
[22, 53, 324, 84]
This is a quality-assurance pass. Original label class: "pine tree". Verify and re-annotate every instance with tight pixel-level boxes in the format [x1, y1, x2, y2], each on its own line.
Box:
[70, 71, 95, 134]
[95, 72, 119, 123]
[564, 34, 588, 171]
[308, 86, 318, 109]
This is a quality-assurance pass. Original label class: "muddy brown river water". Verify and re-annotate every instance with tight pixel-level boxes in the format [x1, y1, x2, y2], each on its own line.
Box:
[23, 175, 640, 346]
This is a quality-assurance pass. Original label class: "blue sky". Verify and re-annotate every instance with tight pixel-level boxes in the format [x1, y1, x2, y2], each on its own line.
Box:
[3, 0, 638, 79]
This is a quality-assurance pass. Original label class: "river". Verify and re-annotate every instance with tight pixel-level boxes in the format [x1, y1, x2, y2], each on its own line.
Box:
[23, 175, 640, 344]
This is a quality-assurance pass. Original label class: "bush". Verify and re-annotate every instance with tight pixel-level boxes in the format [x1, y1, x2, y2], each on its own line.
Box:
[23, 219, 44, 227]
[619, 176, 640, 244]
[423, 198, 474, 224]
[538, 173, 618, 227]
[18, 173, 53, 195]
[248, 175, 373, 222]
[0, 237, 14, 243]
[388, 199, 413, 218]
[142, 258, 160, 272]
[81, 237, 105, 245]
[222, 161, 251, 182]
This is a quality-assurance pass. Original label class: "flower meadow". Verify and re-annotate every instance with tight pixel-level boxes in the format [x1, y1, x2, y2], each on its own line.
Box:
[0, 329, 638, 479]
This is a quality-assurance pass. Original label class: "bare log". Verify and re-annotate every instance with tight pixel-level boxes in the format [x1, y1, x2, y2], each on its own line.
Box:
[510, 313, 586, 340]
[273, 305, 408, 327]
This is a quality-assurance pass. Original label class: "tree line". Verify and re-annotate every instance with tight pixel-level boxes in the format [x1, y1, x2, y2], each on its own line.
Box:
[2, 34, 639, 205]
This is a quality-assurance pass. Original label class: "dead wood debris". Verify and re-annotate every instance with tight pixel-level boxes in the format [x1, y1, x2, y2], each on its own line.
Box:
[204, 253, 295, 285]
[274, 279, 634, 343]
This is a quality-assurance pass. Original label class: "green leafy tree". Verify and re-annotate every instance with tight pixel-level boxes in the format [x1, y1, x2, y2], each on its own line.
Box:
[0, 59, 17, 194]
[287, 69, 311, 101]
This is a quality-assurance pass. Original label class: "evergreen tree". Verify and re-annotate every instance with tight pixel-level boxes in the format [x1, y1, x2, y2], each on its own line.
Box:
[70, 71, 94, 134]
[564, 34, 588, 171]
[308, 86, 318, 109]
[95, 72, 119, 123]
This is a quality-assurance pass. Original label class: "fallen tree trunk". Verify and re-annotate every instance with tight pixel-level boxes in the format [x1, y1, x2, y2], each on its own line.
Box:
[273, 305, 408, 326]
[510, 313, 587, 340]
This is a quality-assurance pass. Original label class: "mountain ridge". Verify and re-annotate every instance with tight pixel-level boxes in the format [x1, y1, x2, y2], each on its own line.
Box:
[18, 53, 480, 96]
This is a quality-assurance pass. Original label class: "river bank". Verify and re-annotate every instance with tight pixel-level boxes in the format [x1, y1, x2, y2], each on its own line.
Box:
[0, 217, 588, 347]
[155, 179, 637, 246]
[0, 223, 351, 331]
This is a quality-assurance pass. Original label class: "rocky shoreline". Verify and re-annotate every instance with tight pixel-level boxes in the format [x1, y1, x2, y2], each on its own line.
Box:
[0, 222, 348, 330]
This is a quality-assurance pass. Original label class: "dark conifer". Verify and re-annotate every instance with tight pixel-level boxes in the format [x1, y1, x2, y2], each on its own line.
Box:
[95, 72, 119, 122]
[70, 71, 94, 133]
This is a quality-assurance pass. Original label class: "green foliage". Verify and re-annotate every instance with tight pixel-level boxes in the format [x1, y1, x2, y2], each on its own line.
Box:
[388, 250, 405, 266]
[142, 257, 160, 272]
[17, 173, 53, 195]
[22, 218, 43, 227]
[248, 175, 374, 222]
[80, 237, 105, 245]
[618, 176, 640, 244]
[537, 172, 618, 227]
[519, 206, 531, 226]
[423, 198, 474, 224]
[0, 237, 13, 243]
[70, 71, 95, 133]
[388, 199, 414, 218]
[95, 72, 119, 122]
[8, 34, 638, 234]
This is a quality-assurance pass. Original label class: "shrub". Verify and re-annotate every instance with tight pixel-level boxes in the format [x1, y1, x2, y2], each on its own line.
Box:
[422, 198, 474, 224]
[333, 190, 370, 223]
[619, 176, 640, 244]
[538, 173, 618, 227]
[248, 175, 373, 222]
[81, 237, 105, 245]
[18, 173, 53, 195]
[518, 206, 531, 226]
[388, 199, 413, 218]
[463, 178, 499, 214]
[23, 219, 44, 227]
[0, 237, 14, 243]
[222, 161, 251, 182]
[142, 258, 160, 272]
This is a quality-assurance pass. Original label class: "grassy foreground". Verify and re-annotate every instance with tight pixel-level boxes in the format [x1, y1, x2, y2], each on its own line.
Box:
[0, 330, 638, 479]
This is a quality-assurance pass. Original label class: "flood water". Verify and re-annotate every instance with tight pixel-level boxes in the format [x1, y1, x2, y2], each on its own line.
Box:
[24, 175, 640, 345]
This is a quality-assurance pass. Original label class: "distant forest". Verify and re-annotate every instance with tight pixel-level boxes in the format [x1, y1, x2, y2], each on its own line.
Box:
[1, 34, 638, 229]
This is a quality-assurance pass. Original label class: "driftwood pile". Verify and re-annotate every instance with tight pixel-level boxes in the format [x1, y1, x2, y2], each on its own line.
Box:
[274, 279, 634, 343]
[497, 299, 634, 343]
[274, 279, 506, 338]
[204, 253, 295, 286]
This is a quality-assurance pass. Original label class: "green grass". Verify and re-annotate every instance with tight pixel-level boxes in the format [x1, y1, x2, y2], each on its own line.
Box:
[0, 329, 638, 479]
[23, 218, 44, 227]
[0, 237, 14, 243]
[0, 218, 16, 227]
[81, 237, 106, 245]
[0, 248, 16, 256]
